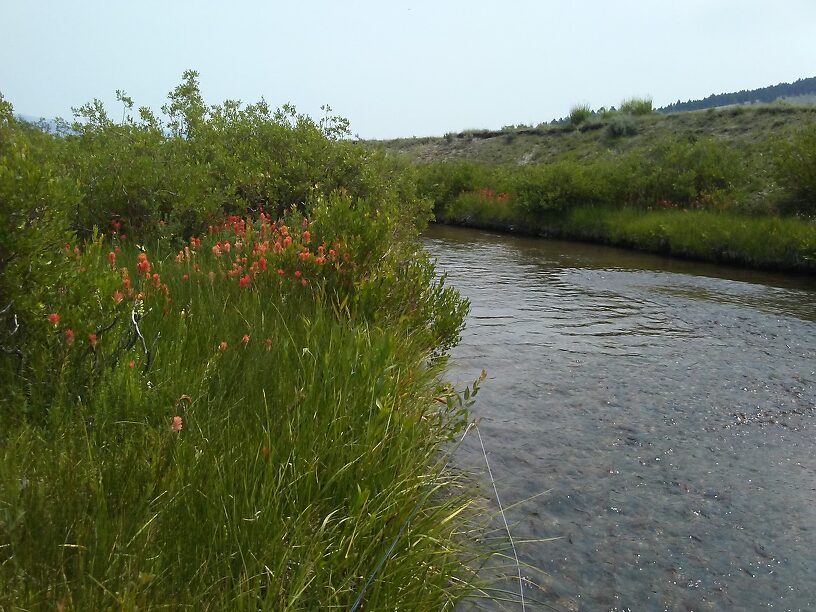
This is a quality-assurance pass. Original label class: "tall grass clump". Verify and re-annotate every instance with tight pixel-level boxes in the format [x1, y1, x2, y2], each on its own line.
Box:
[0, 77, 484, 609]
[568, 104, 592, 127]
[619, 96, 653, 115]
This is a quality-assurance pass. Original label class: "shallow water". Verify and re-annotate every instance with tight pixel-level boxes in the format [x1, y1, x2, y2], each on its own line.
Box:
[423, 224, 816, 611]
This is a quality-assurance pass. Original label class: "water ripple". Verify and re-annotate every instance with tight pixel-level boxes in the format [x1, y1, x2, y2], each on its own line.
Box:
[426, 225, 816, 611]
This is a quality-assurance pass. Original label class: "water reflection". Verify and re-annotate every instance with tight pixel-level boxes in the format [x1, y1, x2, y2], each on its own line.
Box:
[425, 224, 816, 611]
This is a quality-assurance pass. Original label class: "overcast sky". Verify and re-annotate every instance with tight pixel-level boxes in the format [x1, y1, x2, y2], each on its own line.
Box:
[2, 1, 816, 139]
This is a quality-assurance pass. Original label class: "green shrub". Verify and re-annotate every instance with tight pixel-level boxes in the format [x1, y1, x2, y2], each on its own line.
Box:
[510, 159, 611, 216]
[628, 136, 745, 207]
[606, 113, 637, 137]
[54, 71, 422, 242]
[773, 122, 816, 215]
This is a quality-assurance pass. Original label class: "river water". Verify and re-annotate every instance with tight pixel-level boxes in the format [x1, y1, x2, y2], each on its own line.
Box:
[423, 224, 816, 611]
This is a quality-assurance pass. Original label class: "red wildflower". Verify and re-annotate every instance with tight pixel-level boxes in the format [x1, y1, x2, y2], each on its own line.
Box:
[219, 341, 228, 352]
[129, 360, 135, 369]
[113, 290, 124, 304]
[265, 338, 273, 351]
[108, 251, 116, 267]
[47, 313, 60, 326]
[239, 274, 250, 288]
[242, 334, 250, 345]
[171, 416, 183, 432]
[294, 270, 302, 279]
[277, 268, 285, 276]
[182, 274, 189, 281]
[302, 230, 311, 244]
[258, 257, 267, 271]
[64, 328, 75, 345]
[136, 252, 151, 274]
[88, 333, 98, 348]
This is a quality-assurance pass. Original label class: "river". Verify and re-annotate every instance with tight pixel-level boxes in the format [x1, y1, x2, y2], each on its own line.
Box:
[422, 224, 816, 611]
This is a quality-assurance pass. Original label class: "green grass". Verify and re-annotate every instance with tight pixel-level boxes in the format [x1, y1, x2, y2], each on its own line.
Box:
[438, 204, 816, 272]
[0, 214, 482, 609]
[561, 207, 816, 269]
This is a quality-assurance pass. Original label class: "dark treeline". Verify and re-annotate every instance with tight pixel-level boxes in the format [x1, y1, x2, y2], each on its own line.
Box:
[659, 76, 816, 113]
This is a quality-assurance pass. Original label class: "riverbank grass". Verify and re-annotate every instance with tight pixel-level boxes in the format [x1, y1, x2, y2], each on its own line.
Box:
[0, 213, 480, 609]
[562, 207, 816, 269]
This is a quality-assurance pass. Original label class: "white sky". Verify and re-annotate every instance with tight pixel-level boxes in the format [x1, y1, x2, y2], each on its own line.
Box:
[2, 0, 816, 139]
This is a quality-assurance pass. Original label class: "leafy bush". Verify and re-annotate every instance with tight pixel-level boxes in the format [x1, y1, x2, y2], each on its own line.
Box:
[773, 122, 816, 215]
[626, 136, 745, 208]
[511, 160, 607, 214]
[56, 71, 421, 242]
[606, 113, 638, 137]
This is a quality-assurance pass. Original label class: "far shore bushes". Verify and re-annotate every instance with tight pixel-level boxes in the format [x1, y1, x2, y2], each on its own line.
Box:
[415, 127, 816, 272]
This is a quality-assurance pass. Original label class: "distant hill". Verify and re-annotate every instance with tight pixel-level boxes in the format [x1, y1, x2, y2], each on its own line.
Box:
[658, 76, 816, 113]
[371, 103, 816, 166]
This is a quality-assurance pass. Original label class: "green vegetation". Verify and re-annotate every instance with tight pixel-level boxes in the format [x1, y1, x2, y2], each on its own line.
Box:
[619, 96, 653, 115]
[569, 104, 592, 127]
[0, 74, 486, 609]
[375, 102, 816, 272]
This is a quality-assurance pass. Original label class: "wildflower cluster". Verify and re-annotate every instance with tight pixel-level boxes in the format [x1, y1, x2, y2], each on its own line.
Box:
[174, 211, 351, 292]
[475, 187, 510, 203]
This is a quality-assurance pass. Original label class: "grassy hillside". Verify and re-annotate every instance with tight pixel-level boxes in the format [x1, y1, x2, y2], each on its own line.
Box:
[371, 103, 816, 166]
